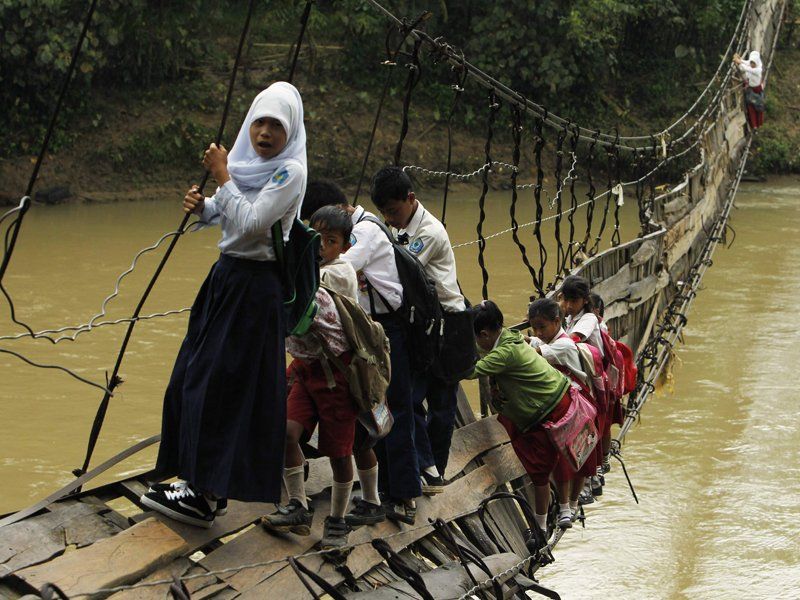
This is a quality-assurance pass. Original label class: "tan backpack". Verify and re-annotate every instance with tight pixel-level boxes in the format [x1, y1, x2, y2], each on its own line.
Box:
[317, 284, 391, 413]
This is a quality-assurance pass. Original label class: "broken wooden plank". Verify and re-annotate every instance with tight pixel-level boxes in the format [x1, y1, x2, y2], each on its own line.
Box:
[0, 501, 108, 573]
[15, 518, 188, 598]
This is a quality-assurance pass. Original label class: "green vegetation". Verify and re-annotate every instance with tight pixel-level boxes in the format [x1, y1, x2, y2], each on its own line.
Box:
[0, 0, 798, 195]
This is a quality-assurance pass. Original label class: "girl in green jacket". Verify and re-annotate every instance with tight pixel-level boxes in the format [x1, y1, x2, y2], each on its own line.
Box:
[467, 300, 572, 535]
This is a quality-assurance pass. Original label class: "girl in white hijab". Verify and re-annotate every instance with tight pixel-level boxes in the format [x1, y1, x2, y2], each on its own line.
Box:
[142, 82, 308, 528]
[734, 50, 765, 129]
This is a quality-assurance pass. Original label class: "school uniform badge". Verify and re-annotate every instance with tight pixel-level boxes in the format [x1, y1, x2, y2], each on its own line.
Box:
[350, 234, 357, 246]
[409, 238, 424, 254]
[272, 168, 289, 184]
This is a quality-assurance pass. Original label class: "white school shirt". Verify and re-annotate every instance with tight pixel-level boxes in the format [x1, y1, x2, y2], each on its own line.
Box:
[530, 329, 589, 385]
[341, 206, 403, 314]
[738, 62, 762, 87]
[393, 201, 466, 313]
[564, 310, 604, 358]
[199, 161, 304, 261]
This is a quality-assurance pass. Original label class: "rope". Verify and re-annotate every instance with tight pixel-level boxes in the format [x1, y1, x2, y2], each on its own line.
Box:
[611, 130, 622, 247]
[403, 161, 517, 181]
[0, 0, 100, 321]
[393, 37, 423, 166]
[76, 0, 259, 478]
[566, 124, 580, 268]
[440, 51, 469, 227]
[0, 347, 111, 394]
[508, 105, 540, 292]
[552, 123, 568, 275]
[363, 0, 752, 151]
[532, 115, 548, 293]
[476, 94, 499, 300]
[589, 131, 619, 254]
[287, 0, 314, 83]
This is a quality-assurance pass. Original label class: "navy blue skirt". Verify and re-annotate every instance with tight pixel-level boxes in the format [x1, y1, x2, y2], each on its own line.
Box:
[155, 254, 286, 502]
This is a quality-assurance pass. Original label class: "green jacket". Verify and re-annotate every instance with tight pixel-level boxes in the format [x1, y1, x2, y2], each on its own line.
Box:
[467, 328, 570, 432]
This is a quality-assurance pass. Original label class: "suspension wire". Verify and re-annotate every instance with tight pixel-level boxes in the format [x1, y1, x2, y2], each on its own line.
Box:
[611, 129, 622, 247]
[634, 149, 647, 235]
[580, 131, 600, 254]
[0, 347, 111, 394]
[508, 105, 540, 292]
[476, 94, 499, 300]
[531, 115, 548, 293]
[362, 0, 752, 150]
[590, 131, 618, 254]
[566, 124, 580, 268]
[552, 122, 568, 275]
[76, 0, 260, 478]
[0, 0, 99, 321]
[287, 0, 314, 83]
[440, 51, 469, 227]
[352, 17, 425, 205]
[393, 37, 423, 166]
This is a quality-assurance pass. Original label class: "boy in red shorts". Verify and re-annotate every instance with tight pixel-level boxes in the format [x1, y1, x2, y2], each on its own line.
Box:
[262, 206, 383, 550]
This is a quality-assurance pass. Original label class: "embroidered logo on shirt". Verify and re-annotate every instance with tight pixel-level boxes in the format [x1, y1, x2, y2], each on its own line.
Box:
[272, 168, 289, 184]
[350, 234, 357, 246]
[409, 238, 425, 254]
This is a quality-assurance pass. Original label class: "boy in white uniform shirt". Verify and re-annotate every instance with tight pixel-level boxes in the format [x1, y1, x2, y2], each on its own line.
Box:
[300, 180, 421, 524]
[370, 166, 474, 495]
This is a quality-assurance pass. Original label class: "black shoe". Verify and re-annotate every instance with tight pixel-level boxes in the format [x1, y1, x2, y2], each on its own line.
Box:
[148, 481, 228, 516]
[345, 497, 386, 528]
[384, 498, 416, 525]
[420, 472, 444, 496]
[578, 488, 595, 506]
[320, 516, 351, 551]
[601, 457, 611, 474]
[261, 499, 314, 535]
[590, 475, 603, 497]
[524, 526, 547, 554]
[140, 482, 216, 528]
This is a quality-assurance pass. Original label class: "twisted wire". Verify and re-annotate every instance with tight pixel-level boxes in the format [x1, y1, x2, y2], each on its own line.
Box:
[476, 94, 499, 300]
[531, 115, 548, 292]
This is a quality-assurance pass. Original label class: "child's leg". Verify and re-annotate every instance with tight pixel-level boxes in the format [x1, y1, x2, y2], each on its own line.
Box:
[329, 456, 354, 519]
[284, 420, 308, 508]
[354, 448, 380, 505]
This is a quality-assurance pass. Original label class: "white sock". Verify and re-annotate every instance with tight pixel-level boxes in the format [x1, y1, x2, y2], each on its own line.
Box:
[569, 500, 578, 512]
[331, 480, 354, 520]
[424, 465, 440, 478]
[558, 502, 571, 515]
[357, 465, 380, 505]
[284, 465, 307, 509]
[534, 512, 548, 531]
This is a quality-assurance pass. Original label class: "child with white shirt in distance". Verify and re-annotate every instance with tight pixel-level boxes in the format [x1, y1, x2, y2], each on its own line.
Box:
[590, 292, 608, 335]
[528, 298, 597, 528]
[262, 205, 383, 550]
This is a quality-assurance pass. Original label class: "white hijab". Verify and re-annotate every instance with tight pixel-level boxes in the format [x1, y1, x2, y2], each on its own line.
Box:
[227, 81, 307, 191]
[741, 50, 763, 87]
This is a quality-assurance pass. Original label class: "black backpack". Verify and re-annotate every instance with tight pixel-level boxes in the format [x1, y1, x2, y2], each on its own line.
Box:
[271, 218, 321, 336]
[360, 215, 442, 372]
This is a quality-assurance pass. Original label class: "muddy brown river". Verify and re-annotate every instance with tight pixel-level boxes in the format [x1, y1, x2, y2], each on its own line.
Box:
[1, 178, 798, 597]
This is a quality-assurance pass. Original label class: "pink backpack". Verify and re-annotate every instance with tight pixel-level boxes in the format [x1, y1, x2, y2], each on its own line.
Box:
[599, 328, 626, 401]
[576, 342, 609, 413]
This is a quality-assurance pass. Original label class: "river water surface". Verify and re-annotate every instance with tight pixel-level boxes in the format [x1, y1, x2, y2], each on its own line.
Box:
[1, 179, 798, 597]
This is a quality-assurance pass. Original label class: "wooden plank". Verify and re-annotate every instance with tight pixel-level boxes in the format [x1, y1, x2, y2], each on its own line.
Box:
[343, 553, 524, 599]
[628, 238, 658, 268]
[444, 416, 507, 480]
[15, 518, 189, 598]
[236, 446, 527, 598]
[591, 264, 631, 305]
[0, 501, 105, 573]
[106, 557, 194, 600]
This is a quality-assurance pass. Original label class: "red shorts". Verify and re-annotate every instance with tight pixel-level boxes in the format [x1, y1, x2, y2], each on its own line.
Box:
[287, 353, 358, 458]
[498, 392, 571, 486]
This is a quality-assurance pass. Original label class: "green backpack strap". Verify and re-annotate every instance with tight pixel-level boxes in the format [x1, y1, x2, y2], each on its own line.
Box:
[272, 218, 320, 336]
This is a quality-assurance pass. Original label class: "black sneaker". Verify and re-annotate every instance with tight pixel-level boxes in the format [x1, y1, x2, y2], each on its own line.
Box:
[420, 472, 444, 496]
[557, 510, 573, 529]
[384, 498, 416, 525]
[320, 516, 351, 551]
[345, 497, 386, 528]
[578, 488, 595, 506]
[602, 456, 611, 474]
[147, 481, 228, 516]
[140, 482, 216, 528]
[261, 499, 314, 536]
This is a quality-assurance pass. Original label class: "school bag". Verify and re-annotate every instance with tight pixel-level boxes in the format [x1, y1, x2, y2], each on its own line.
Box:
[598, 328, 626, 400]
[576, 342, 609, 412]
[616, 339, 638, 395]
[313, 283, 394, 443]
[360, 215, 442, 372]
[272, 218, 320, 336]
